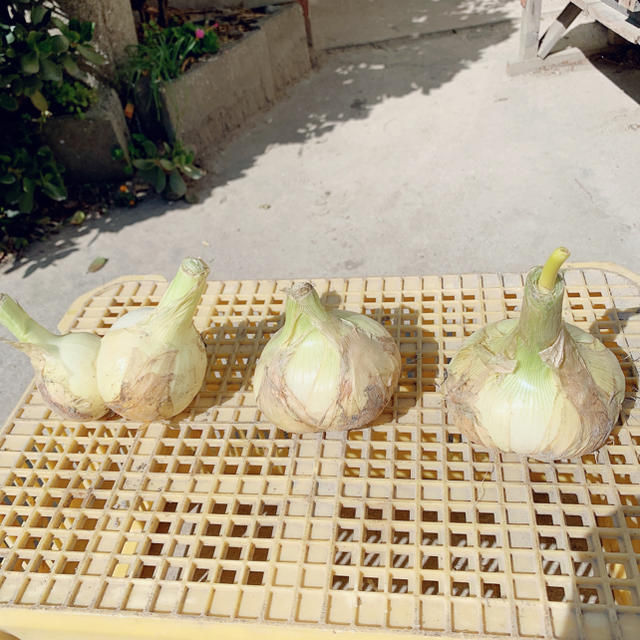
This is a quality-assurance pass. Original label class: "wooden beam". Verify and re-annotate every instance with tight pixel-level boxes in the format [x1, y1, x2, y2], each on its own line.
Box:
[538, 2, 583, 58]
[519, 0, 544, 60]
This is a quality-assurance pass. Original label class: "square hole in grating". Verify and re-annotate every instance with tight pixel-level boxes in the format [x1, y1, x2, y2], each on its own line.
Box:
[390, 577, 409, 594]
[224, 545, 242, 560]
[393, 528, 412, 545]
[422, 579, 439, 595]
[451, 580, 472, 597]
[360, 576, 379, 592]
[392, 553, 411, 569]
[422, 554, 440, 570]
[393, 508, 412, 521]
[256, 525, 273, 539]
[546, 585, 566, 602]
[217, 569, 237, 584]
[482, 581, 503, 598]
[245, 569, 264, 586]
[450, 555, 470, 571]
[364, 527, 383, 544]
[579, 587, 600, 604]
[366, 507, 384, 521]
[332, 573, 353, 590]
[339, 505, 357, 519]
[362, 551, 381, 567]
[334, 550, 353, 566]
[251, 546, 269, 562]
[450, 532, 468, 547]
[198, 544, 216, 559]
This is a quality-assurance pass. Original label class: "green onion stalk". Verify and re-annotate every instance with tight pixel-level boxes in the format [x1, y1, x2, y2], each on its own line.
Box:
[444, 248, 625, 459]
[96, 257, 209, 422]
[0, 294, 108, 420]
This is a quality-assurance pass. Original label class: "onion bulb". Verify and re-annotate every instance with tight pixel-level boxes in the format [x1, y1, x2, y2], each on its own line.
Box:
[253, 282, 401, 433]
[0, 294, 107, 420]
[444, 248, 625, 459]
[96, 257, 209, 421]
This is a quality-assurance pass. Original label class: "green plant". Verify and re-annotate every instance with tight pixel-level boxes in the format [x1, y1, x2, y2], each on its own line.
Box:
[44, 79, 97, 116]
[0, 1, 105, 257]
[122, 21, 219, 119]
[0, 2, 105, 115]
[112, 134, 204, 200]
[0, 129, 67, 214]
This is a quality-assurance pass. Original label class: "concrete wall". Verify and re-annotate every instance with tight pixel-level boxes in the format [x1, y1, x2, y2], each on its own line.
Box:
[170, 0, 292, 8]
[42, 88, 130, 183]
[161, 4, 310, 154]
[58, 0, 137, 78]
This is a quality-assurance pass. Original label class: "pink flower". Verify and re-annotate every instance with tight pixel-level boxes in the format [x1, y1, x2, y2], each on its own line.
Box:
[195, 28, 205, 40]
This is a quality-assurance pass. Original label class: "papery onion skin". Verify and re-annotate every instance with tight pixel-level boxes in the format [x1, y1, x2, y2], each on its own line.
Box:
[444, 262, 625, 460]
[253, 282, 401, 434]
[0, 294, 108, 421]
[96, 258, 209, 422]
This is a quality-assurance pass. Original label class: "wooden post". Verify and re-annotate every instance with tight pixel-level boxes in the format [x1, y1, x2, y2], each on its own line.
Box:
[538, 2, 583, 58]
[518, 0, 543, 61]
[295, 0, 313, 48]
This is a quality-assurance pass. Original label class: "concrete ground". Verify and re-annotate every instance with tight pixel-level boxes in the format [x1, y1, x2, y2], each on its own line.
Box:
[1, 2, 640, 425]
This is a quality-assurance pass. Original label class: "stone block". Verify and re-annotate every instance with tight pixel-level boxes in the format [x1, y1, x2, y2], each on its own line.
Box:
[58, 0, 137, 77]
[42, 87, 130, 183]
[262, 3, 312, 92]
[160, 5, 310, 155]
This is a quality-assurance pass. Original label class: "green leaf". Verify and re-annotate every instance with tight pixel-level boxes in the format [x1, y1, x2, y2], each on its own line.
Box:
[18, 188, 34, 213]
[38, 37, 54, 56]
[88, 257, 108, 273]
[79, 21, 95, 43]
[182, 164, 204, 180]
[51, 17, 72, 39]
[0, 174, 16, 185]
[168, 170, 187, 198]
[41, 181, 67, 201]
[141, 139, 157, 157]
[29, 90, 48, 112]
[110, 146, 124, 161]
[50, 35, 69, 53]
[20, 51, 39, 75]
[0, 93, 19, 111]
[23, 76, 43, 92]
[132, 158, 155, 170]
[10, 77, 24, 94]
[152, 166, 166, 193]
[159, 158, 174, 172]
[76, 43, 106, 66]
[30, 4, 48, 26]
[61, 54, 82, 78]
[40, 58, 62, 83]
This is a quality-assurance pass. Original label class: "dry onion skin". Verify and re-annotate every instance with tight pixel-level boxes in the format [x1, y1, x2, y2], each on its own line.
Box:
[96, 257, 209, 422]
[444, 248, 625, 459]
[0, 294, 108, 420]
[253, 282, 401, 434]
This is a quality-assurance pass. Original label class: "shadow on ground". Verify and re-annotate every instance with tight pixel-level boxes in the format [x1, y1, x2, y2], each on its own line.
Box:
[542, 21, 640, 104]
[4, 3, 516, 277]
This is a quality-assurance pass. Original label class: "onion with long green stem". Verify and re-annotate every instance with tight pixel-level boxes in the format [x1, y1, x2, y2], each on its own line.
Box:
[253, 282, 401, 434]
[444, 248, 625, 459]
[96, 257, 209, 422]
[0, 294, 108, 420]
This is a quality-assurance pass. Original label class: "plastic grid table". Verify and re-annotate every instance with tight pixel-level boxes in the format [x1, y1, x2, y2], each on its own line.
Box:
[0, 263, 639, 640]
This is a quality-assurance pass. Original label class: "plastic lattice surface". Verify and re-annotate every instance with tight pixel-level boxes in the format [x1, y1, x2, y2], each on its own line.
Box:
[0, 265, 639, 640]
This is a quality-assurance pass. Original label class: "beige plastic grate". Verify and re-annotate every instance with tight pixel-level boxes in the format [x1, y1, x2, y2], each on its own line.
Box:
[0, 263, 639, 640]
